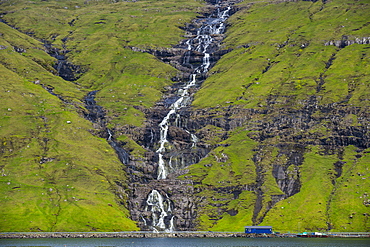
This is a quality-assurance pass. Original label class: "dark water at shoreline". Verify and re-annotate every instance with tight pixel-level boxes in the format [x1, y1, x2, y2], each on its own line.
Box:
[1, 237, 370, 247]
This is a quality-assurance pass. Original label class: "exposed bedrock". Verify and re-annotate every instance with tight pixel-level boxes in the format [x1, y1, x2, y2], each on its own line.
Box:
[129, 179, 196, 231]
[325, 36, 370, 48]
[122, 95, 370, 228]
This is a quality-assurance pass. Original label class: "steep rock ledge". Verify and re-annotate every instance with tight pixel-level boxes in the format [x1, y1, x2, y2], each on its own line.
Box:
[129, 179, 196, 231]
[176, 100, 369, 227]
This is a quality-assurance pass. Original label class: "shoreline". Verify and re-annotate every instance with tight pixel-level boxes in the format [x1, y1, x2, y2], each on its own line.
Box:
[1, 232, 369, 239]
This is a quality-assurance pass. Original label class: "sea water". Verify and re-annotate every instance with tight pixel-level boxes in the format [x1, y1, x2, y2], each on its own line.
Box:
[1, 237, 370, 247]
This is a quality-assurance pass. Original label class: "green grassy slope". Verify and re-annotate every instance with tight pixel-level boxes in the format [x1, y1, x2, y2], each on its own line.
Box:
[186, 0, 370, 232]
[0, 0, 203, 231]
[194, 0, 370, 108]
[0, 71, 137, 231]
[263, 146, 370, 232]
[0, 27, 137, 231]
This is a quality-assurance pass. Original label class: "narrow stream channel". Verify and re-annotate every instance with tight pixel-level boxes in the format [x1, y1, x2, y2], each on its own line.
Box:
[84, 91, 129, 165]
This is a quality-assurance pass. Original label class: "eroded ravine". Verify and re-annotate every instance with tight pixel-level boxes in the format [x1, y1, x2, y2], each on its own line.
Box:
[155, 5, 231, 181]
[84, 91, 130, 165]
[129, 0, 235, 232]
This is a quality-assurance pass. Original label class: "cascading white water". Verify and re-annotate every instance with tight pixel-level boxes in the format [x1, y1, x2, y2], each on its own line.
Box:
[145, 189, 174, 232]
[155, 4, 231, 180]
[107, 129, 113, 141]
[169, 216, 175, 232]
[143, 2, 231, 232]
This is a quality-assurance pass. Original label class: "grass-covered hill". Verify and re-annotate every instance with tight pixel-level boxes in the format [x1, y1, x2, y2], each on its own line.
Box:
[184, 0, 370, 232]
[0, 0, 203, 232]
[1, 0, 369, 233]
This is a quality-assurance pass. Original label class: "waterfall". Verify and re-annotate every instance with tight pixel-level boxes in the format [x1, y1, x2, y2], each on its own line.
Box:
[107, 129, 113, 141]
[155, 3, 231, 180]
[191, 133, 199, 147]
[142, 1, 232, 232]
[157, 154, 167, 180]
[168, 216, 175, 232]
[145, 190, 174, 232]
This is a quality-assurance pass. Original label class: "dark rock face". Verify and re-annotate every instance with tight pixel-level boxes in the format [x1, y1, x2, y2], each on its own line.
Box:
[272, 145, 303, 197]
[325, 36, 370, 48]
[125, 89, 370, 229]
[129, 180, 196, 231]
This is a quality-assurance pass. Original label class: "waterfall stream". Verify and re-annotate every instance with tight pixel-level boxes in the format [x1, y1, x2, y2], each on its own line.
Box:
[143, 0, 231, 232]
[156, 3, 231, 180]
[144, 190, 175, 232]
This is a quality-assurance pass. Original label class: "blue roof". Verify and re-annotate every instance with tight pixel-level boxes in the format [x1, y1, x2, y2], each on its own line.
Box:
[244, 226, 272, 229]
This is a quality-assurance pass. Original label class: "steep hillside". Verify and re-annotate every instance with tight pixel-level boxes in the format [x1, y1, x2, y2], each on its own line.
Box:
[0, 22, 137, 231]
[0, 0, 203, 231]
[184, 0, 370, 232]
[0, 0, 369, 233]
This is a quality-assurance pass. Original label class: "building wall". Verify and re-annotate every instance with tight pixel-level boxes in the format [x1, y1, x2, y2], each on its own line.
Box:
[245, 228, 272, 234]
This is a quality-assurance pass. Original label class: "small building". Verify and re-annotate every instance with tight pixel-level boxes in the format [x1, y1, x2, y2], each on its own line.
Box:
[244, 226, 273, 234]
